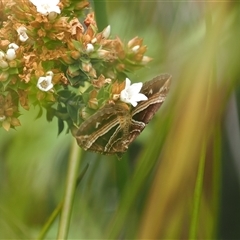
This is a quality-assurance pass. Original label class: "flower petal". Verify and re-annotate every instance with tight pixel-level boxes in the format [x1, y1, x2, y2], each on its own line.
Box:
[125, 78, 131, 88]
[120, 89, 128, 102]
[8, 43, 19, 50]
[102, 25, 111, 38]
[130, 100, 138, 107]
[131, 93, 148, 102]
[128, 82, 142, 95]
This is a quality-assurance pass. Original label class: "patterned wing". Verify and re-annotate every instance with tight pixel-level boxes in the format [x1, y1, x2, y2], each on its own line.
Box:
[128, 74, 171, 144]
[75, 103, 131, 155]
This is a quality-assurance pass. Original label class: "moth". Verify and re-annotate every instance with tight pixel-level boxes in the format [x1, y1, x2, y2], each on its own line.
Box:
[75, 74, 171, 157]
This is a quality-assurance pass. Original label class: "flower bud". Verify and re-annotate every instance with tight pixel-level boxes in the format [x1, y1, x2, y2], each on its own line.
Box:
[0, 71, 9, 81]
[0, 59, 8, 68]
[102, 25, 111, 39]
[88, 98, 98, 109]
[86, 43, 94, 53]
[6, 49, 17, 60]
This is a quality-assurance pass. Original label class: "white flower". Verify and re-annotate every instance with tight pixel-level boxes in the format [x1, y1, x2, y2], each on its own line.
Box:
[91, 37, 97, 44]
[8, 43, 19, 50]
[5, 43, 19, 60]
[37, 71, 54, 91]
[102, 25, 111, 38]
[17, 26, 29, 42]
[6, 49, 17, 60]
[120, 78, 148, 107]
[86, 43, 94, 53]
[141, 56, 152, 65]
[30, 0, 61, 15]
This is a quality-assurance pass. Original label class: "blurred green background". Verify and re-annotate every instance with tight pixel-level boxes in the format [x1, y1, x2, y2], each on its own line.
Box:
[1, 1, 240, 239]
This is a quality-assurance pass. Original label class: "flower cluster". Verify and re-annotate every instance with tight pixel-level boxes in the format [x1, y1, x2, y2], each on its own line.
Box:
[0, 0, 151, 132]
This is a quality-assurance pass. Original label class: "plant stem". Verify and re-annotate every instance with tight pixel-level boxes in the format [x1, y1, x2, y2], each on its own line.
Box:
[37, 202, 63, 240]
[57, 139, 81, 239]
[189, 142, 206, 239]
[36, 161, 88, 240]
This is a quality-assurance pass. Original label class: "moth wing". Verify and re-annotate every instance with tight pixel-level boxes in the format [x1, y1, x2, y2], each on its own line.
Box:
[76, 103, 130, 156]
[132, 74, 171, 124]
[128, 74, 171, 144]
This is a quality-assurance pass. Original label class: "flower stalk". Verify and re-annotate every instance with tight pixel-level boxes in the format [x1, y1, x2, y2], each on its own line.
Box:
[57, 139, 81, 239]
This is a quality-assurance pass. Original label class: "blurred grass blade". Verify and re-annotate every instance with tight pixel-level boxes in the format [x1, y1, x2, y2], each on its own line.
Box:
[93, 0, 108, 30]
[189, 141, 206, 238]
[37, 202, 63, 240]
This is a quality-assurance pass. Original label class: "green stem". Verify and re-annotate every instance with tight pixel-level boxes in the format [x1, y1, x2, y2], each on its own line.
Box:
[189, 142, 206, 239]
[37, 202, 63, 240]
[57, 139, 81, 239]
[36, 162, 88, 240]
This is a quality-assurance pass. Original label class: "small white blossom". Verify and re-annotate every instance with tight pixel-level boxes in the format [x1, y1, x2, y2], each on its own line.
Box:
[141, 56, 152, 65]
[120, 78, 148, 107]
[8, 43, 19, 50]
[102, 25, 111, 39]
[6, 43, 19, 60]
[30, 0, 61, 15]
[91, 37, 97, 44]
[37, 71, 54, 91]
[97, 49, 109, 58]
[86, 43, 94, 53]
[131, 45, 140, 53]
[17, 26, 29, 42]
[6, 49, 17, 60]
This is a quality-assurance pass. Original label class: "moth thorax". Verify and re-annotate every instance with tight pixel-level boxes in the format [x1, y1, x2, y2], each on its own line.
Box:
[117, 114, 131, 135]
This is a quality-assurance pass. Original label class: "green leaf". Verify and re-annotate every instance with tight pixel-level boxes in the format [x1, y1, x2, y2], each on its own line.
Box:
[42, 60, 55, 70]
[0, 77, 12, 91]
[58, 118, 64, 135]
[8, 68, 19, 74]
[72, 40, 83, 51]
[97, 86, 109, 103]
[82, 92, 90, 104]
[67, 73, 88, 86]
[46, 108, 55, 122]
[57, 89, 73, 101]
[68, 63, 81, 74]
[67, 104, 78, 123]
[35, 106, 43, 119]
